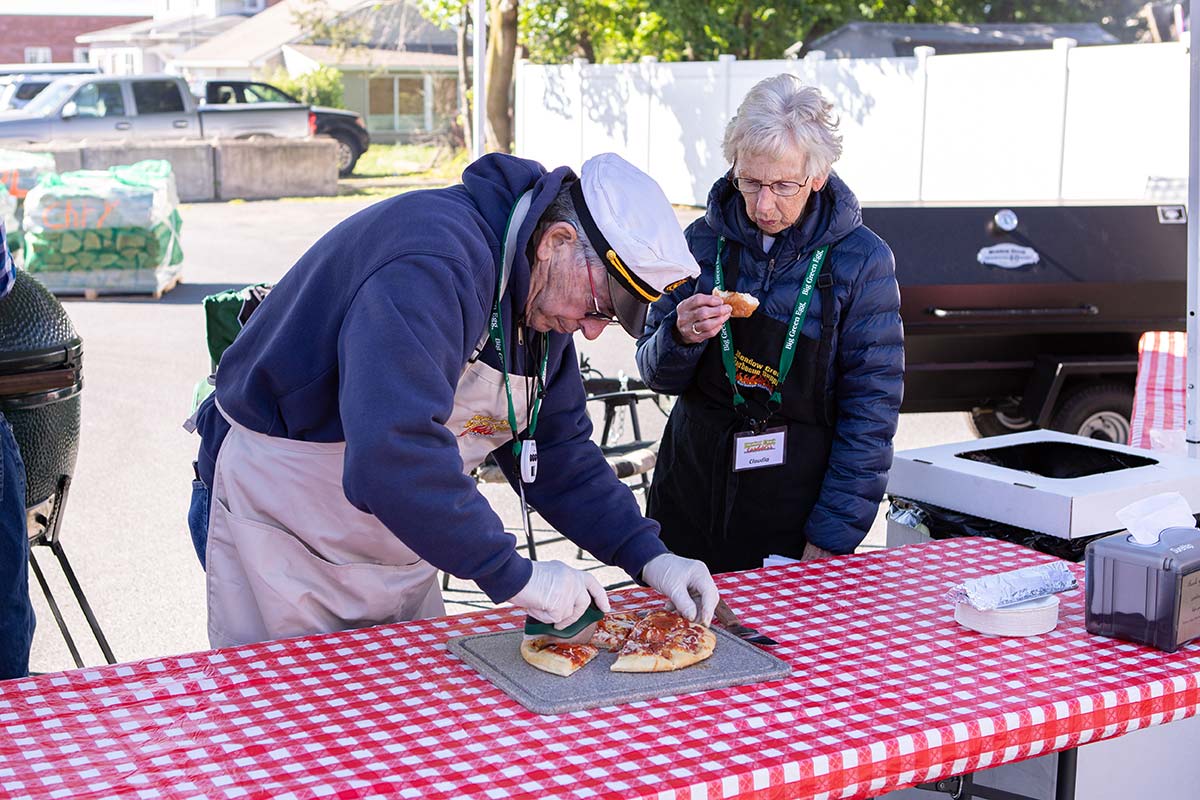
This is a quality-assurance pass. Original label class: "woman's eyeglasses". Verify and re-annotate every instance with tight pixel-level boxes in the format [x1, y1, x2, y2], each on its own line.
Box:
[732, 176, 810, 197]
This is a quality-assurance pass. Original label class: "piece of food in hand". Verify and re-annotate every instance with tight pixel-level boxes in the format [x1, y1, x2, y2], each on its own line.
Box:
[611, 610, 717, 673]
[590, 611, 641, 651]
[713, 289, 760, 317]
[520, 639, 599, 677]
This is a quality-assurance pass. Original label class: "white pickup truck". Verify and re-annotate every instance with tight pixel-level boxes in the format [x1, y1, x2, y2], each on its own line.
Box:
[0, 73, 310, 143]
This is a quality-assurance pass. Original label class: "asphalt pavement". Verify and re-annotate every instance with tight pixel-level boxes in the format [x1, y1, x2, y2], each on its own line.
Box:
[24, 195, 974, 675]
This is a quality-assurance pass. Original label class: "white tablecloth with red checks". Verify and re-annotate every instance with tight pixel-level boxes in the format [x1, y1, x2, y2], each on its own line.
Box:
[3, 537, 1200, 800]
[1130, 330, 1187, 449]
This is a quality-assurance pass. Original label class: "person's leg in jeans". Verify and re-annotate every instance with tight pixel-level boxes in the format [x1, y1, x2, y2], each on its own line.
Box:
[0, 411, 34, 679]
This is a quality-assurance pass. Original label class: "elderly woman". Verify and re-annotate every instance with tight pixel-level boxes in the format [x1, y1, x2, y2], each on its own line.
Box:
[636, 74, 903, 573]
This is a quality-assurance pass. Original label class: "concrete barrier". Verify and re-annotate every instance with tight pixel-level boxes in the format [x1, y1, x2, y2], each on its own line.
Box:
[13, 143, 83, 174]
[79, 140, 216, 202]
[214, 138, 338, 201]
[3, 138, 339, 202]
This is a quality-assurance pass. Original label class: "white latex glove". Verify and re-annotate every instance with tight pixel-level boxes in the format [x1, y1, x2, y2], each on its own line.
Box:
[641, 553, 719, 626]
[506, 560, 611, 628]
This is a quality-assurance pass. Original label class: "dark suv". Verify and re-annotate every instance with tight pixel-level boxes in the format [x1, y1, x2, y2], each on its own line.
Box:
[197, 80, 370, 176]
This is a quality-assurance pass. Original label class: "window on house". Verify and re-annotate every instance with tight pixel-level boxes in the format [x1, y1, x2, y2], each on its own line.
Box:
[366, 75, 425, 133]
[73, 48, 89, 64]
[24, 47, 52, 64]
[121, 52, 137, 74]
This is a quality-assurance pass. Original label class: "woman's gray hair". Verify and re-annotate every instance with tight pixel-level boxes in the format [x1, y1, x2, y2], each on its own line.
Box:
[534, 182, 603, 269]
[722, 74, 843, 179]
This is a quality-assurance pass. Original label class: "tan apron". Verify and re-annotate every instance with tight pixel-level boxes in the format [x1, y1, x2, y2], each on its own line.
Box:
[206, 192, 535, 648]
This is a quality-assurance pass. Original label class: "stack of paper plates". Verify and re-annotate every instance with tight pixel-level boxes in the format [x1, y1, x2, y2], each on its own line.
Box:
[954, 595, 1060, 637]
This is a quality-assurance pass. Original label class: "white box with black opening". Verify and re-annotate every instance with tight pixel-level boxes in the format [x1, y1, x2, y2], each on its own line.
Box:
[881, 429, 1200, 800]
[887, 429, 1200, 541]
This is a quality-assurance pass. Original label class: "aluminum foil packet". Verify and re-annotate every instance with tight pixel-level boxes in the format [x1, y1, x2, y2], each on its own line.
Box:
[946, 562, 1077, 611]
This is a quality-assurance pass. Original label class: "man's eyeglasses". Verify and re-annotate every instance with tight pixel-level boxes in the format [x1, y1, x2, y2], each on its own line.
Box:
[732, 176, 810, 197]
[584, 263, 619, 325]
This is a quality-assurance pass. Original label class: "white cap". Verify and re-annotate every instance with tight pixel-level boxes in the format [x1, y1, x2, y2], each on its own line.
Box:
[570, 153, 700, 336]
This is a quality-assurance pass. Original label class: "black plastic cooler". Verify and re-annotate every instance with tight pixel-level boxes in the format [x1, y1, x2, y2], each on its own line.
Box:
[0, 269, 113, 665]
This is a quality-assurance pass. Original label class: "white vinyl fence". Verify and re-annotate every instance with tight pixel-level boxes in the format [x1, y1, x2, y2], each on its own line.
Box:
[515, 41, 1188, 207]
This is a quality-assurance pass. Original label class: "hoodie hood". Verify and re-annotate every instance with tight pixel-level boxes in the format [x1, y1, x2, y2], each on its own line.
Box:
[704, 170, 863, 258]
[461, 153, 577, 315]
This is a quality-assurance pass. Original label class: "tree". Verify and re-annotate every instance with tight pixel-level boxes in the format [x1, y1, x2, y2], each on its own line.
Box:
[520, 1, 1144, 64]
[420, 0, 1146, 153]
[418, 0, 520, 153]
[486, 0, 519, 152]
[291, 0, 370, 55]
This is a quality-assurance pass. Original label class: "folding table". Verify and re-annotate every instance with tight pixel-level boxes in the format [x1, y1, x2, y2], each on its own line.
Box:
[2, 538, 1198, 800]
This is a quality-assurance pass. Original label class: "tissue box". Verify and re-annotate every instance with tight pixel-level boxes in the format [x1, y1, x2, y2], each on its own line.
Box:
[1085, 526, 1200, 652]
[887, 430, 1200, 539]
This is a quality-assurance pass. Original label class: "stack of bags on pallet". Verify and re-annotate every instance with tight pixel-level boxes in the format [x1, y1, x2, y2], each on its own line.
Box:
[0, 149, 56, 254]
[22, 159, 184, 296]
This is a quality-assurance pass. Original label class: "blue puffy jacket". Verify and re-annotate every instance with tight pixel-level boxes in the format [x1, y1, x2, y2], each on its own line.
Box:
[637, 173, 904, 553]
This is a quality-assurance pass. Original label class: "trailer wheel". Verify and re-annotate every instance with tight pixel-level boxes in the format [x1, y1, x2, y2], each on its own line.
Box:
[1049, 382, 1134, 444]
[969, 407, 1034, 438]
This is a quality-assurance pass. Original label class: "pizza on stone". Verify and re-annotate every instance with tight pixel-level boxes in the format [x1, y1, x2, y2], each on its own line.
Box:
[519, 638, 598, 677]
[611, 610, 717, 673]
[590, 611, 641, 652]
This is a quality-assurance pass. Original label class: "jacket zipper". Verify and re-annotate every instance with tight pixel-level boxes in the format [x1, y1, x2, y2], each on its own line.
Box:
[762, 258, 776, 293]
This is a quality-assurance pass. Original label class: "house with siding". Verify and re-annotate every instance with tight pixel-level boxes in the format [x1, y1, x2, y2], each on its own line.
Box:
[170, 0, 461, 142]
[0, 0, 152, 65]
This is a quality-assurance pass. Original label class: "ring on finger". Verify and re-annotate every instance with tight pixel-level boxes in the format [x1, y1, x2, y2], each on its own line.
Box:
[691, 322, 701, 336]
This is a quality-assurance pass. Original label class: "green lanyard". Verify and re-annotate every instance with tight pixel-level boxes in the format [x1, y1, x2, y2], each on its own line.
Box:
[714, 236, 828, 414]
[491, 200, 549, 458]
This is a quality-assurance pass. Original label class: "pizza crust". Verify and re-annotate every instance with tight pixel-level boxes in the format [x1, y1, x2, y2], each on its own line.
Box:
[520, 639, 599, 677]
[713, 289, 760, 318]
[610, 611, 717, 673]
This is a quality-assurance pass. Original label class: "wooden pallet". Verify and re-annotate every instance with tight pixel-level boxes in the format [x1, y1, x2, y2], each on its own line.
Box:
[74, 272, 182, 300]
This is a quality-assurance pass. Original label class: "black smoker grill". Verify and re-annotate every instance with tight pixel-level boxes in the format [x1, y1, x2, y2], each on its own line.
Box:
[0, 269, 113, 666]
[860, 202, 1186, 439]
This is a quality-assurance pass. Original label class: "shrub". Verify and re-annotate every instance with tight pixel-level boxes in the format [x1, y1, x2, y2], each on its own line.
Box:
[261, 65, 345, 108]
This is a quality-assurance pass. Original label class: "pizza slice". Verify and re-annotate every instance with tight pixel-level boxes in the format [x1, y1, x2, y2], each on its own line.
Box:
[611, 610, 717, 673]
[590, 611, 641, 652]
[713, 289, 760, 318]
[520, 638, 599, 677]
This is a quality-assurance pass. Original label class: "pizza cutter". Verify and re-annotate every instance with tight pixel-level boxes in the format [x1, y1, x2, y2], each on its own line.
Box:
[523, 601, 604, 645]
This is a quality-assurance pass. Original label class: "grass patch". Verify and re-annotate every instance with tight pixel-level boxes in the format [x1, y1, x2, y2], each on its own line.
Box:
[353, 143, 470, 181]
[331, 184, 427, 201]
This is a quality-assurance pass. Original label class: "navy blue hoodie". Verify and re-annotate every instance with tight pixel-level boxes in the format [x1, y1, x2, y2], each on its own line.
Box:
[194, 154, 668, 602]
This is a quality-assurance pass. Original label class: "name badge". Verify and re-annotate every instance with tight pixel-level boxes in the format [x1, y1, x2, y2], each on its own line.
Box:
[520, 439, 538, 483]
[733, 426, 786, 471]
